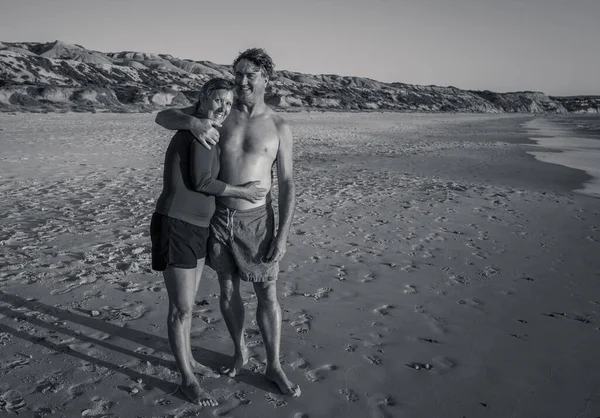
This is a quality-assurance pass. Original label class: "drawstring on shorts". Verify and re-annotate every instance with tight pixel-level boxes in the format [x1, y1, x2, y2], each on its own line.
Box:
[225, 208, 236, 242]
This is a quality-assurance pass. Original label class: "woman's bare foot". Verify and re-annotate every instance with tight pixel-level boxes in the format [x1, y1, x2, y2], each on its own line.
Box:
[190, 359, 220, 378]
[179, 379, 218, 407]
[220, 346, 249, 377]
[265, 367, 301, 397]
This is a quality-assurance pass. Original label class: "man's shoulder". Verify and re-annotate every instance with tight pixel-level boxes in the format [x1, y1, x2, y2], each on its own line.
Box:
[268, 112, 290, 132]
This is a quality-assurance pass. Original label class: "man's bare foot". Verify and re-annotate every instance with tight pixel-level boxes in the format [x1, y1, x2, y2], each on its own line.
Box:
[220, 346, 249, 377]
[190, 359, 220, 378]
[265, 367, 301, 397]
[179, 379, 218, 407]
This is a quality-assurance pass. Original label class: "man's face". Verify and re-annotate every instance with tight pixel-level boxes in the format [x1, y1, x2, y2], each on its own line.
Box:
[199, 89, 233, 123]
[234, 59, 268, 103]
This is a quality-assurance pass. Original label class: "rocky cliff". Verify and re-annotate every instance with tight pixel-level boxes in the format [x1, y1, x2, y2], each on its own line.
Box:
[1, 41, 598, 114]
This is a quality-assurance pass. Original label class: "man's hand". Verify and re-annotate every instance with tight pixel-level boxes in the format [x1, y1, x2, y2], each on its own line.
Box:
[265, 235, 287, 263]
[191, 119, 222, 149]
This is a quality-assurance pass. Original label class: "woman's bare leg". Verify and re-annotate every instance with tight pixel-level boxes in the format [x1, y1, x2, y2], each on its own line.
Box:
[164, 266, 218, 406]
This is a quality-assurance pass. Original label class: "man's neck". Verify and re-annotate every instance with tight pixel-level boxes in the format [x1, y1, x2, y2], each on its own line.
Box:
[236, 98, 266, 117]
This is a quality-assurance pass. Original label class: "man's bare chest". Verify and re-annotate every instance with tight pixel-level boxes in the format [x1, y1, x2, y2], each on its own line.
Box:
[221, 119, 279, 158]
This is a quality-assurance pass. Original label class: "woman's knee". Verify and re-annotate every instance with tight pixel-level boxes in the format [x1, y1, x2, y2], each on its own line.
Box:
[168, 303, 193, 322]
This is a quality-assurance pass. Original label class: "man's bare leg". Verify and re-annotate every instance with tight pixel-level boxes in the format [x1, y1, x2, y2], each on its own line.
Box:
[186, 258, 219, 377]
[254, 281, 301, 397]
[164, 266, 218, 406]
[218, 271, 248, 377]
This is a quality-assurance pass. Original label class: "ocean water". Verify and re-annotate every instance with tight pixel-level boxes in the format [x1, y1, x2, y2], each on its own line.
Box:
[524, 117, 600, 198]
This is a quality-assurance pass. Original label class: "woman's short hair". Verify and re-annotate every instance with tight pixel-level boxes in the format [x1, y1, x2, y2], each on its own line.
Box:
[198, 78, 234, 103]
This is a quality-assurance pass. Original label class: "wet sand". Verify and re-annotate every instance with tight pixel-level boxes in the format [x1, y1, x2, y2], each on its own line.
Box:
[0, 112, 599, 418]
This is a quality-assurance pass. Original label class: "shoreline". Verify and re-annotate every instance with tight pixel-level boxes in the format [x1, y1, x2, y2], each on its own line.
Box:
[523, 117, 600, 199]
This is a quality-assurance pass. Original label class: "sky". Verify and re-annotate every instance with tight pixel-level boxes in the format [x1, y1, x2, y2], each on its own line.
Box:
[1, 0, 599, 96]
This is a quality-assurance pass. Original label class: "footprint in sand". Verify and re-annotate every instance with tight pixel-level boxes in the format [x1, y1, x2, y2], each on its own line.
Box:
[291, 312, 313, 333]
[464, 241, 479, 249]
[410, 243, 424, 254]
[403, 285, 417, 295]
[3, 356, 31, 371]
[81, 396, 113, 417]
[431, 356, 457, 374]
[290, 353, 310, 371]
[283, 282, 298, 298]
[400, 264, 417, 273]
[242, 328, 261, 340]
[405, 362, 433, 371]
[0, 389, 26, 415]
[363, 355, 382, 365]
[423, 314, 448, 334]
[306, 364, 337, 382]
[308, 255, 323, 264]
[374, 304, 394, 316]
[417, 337, 440, 344]
[339, 388, 359, 402]
[364, 333, 384, 349]
[362, 272, 376, 283]
[50, 272, 98, 295]
[266, 393, 287, 408]
[472, 251, 489, 260]
[479, 266, 500, 280]
[448, 274, 470, 286]
[248, 357, 267, 374]
[33, 375, 64, 395]
[543, 312, 592, 324]
[63, 380, 94, 404]
[457, 298, 485, 309]
[303, 287, 332, 300]
[334, 265, 347, 281]
[413, 304, 425, 313]
[103, 303, 148, 322]
[213, 397, 250, 416]
[368, 394, 397, 418]
[477, 231, 490, 241]
[116, 280, 164, 293]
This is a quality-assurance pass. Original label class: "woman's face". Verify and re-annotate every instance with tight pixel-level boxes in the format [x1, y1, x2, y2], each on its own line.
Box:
[198, 89, 234, 123]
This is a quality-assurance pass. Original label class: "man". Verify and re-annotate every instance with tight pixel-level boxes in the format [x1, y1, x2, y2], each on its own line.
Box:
[155, 48, 300, 397]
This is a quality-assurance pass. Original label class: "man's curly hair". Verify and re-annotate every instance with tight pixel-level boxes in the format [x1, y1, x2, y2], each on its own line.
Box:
[232, 48, 275, 80]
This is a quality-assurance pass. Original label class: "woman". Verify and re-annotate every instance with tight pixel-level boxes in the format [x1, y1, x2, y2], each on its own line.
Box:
[150, 78, 267, 406]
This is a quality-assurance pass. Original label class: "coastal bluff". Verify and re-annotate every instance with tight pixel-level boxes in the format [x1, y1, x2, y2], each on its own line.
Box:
[1, 40, 598, 114]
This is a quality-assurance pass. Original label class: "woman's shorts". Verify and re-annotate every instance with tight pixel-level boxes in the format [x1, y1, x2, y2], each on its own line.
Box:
[150, 213, 210, 271]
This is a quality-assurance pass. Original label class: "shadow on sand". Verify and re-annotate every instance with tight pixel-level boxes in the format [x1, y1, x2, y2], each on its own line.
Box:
[0, 291, 278, 399]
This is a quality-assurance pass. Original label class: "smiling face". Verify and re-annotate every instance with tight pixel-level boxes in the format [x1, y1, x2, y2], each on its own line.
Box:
[197, 89, 234, 123]
[234, 59, 268, 104]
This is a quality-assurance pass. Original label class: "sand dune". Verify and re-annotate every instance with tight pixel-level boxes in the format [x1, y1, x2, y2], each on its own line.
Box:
[0, 112, 599, 417]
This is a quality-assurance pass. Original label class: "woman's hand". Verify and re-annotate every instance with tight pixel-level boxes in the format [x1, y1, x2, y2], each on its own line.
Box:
[239, 181, 268, 203]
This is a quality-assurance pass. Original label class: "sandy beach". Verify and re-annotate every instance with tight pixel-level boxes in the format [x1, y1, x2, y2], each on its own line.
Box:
[0, 111, 599, 418]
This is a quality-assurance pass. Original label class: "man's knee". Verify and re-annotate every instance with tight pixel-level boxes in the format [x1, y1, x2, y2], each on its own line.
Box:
[254, 281, 278, 305]
[218, 273, 239, 303]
